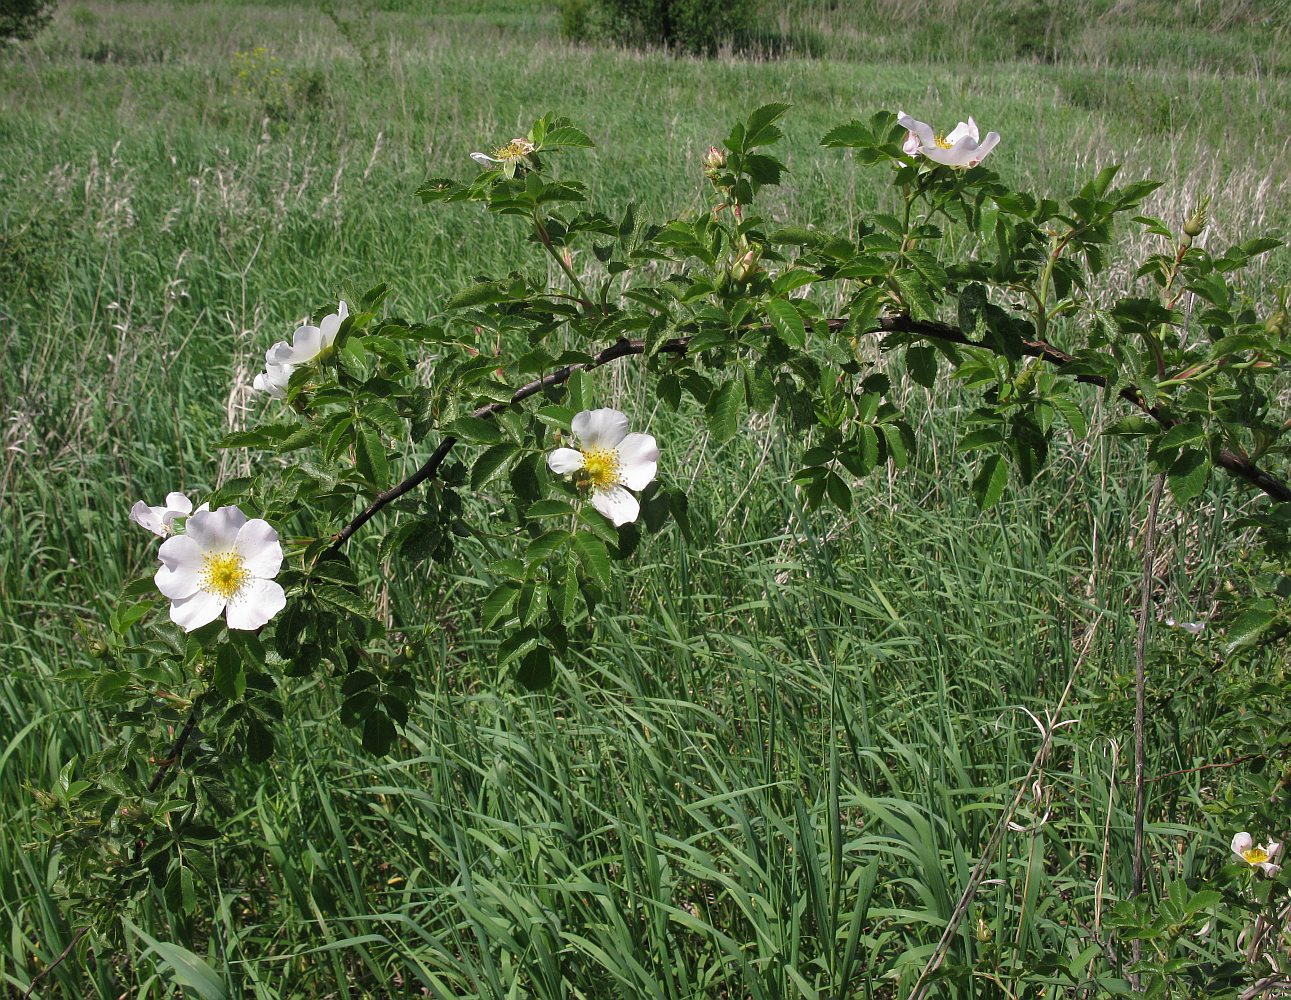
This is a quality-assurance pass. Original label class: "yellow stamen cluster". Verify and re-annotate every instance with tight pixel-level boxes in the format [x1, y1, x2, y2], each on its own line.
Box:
[201, 551, 250, 601]
[934, 132, 953, 149]
[1241, 846, 1271, 866]
[577, 447, 621, 492]
[494, 138, 535, 161]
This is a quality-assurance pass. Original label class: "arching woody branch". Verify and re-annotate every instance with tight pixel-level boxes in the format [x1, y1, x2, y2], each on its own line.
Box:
[327, 313, 1291, 556]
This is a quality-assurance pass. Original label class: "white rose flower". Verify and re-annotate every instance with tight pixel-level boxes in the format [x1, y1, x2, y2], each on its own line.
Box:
[1231, 832, 1282, 876]
[547, 408, 659, 527]
[129, 492, 208, 537]
[252, 362, 294, 399]
[154, 506, 287, 632]
[897, 110, 1000, 168]
[471, 138, 536, 179]
[265, 300, 349, 367]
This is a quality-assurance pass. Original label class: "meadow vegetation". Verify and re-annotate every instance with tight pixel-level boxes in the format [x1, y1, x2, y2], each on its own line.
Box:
[1, 0, 1289, 995]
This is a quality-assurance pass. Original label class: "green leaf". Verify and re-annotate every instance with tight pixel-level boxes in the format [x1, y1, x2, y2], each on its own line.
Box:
[819, 120, 871, 148]
[706, 379, 742, 445]
[314, 585, 373, 618]
[542, 125, 594, 148]
[471, 443, 519, 490]
[766, 298, 807, 349]
[1167, 448, 1209, 505]
[445, 281, 509, 310]
[906, 346, 937, 389]
[525, 499, 576, 519]
[214, 645, 246, 700]
[1225, 606, 1278, 654]
[362, 711, 397, 756]
[355, 426, 388, 490]
[448, 415, 504, 443]
[572, 532, 612, 588]
[825, 471, 852, 512]
[246, 718, 274, 763]
[972, 454, 1008, 510]
[744, 102, 791, 149]
[1158, 422, 1205, 452]
[517, 647, 555, 690]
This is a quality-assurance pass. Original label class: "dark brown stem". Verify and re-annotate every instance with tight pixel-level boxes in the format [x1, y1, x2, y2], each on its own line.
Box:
[325, 314, 1291, 555]
[1146, 750, 1272, 784]
[22, 925, 89, 999]
[1130, 472, 1165, 991]
[147, 702, 202, 794]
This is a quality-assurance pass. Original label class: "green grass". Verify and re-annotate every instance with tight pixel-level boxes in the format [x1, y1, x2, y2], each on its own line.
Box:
[1, 1, 1288, 995]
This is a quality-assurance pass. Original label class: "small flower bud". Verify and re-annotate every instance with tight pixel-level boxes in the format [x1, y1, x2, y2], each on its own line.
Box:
[703, 145, 726, 175]
[975, 915, 993, 943]
[1264, 310, 1287, 338]
[1183, 206, 1207, 238]
[731, 249, 759, 284]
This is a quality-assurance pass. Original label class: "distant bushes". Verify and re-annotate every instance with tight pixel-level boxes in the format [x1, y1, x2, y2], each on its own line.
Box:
[1, 0, 56, 42]
[559, 0, 760, 54]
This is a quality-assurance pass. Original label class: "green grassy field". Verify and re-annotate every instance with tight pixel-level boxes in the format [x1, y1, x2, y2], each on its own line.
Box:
[2, 1, 1289, 996]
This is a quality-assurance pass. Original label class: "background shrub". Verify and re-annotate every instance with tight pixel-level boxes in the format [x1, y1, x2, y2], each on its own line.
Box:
[593, 0, 760, 54]
[1, 0, 56, 42]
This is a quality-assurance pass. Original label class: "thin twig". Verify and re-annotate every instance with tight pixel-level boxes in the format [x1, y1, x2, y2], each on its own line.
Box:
[147, 702, 202, 795]
[21, 925, 88, 999]
[1146, 751, 1273, 783]
[1130, 472, 1166, 989]
[908, 624, 1095, 999]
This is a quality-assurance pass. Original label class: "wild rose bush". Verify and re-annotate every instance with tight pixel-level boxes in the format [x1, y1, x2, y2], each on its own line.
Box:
[39, 106, 1291, 992]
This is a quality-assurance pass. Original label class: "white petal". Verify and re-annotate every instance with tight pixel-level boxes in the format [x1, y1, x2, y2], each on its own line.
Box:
[130, 501, 168, 536]
[590, 485, 640, 527]
[186, 506, 248, 551]
[234, 518, 283, 578]
[616, 433, 658, 490]
[169, 590, 226, 632]
[224, 578, 286, 631]
[1232, 832, 1253, 855]
[264, 340, 293, 367]
[1267, 840, 1282, 860]
[572, 408, 629, 449]
[270, 324, 324, 365]
[922, 141, 981, 168]
[164, 493, 194, 516]
[547, 447, 585, 475]
[319, 302, 347, 351]
[1260, 862, 1282, 876]
[971, 131, 1001, 165]
[896, 111, 936, 149]
[471, 152, 500, 166]
[902, 132, 921, 156]
[156, 535, 203, 598]
[254, 363, 293, 398]
[945, 119, 976, 145]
